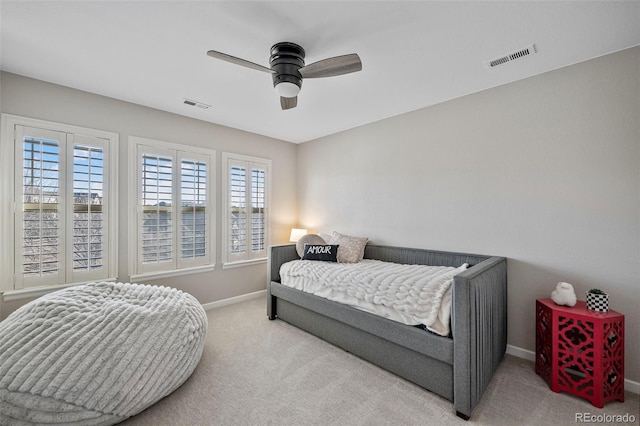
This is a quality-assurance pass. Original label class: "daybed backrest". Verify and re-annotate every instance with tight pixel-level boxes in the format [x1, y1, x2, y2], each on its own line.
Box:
[364, 245, 489, 268]
[269, 244, 299, 282]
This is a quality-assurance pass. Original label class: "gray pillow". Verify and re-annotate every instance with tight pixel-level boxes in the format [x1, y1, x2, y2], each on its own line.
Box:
[296, 234, 326, 258]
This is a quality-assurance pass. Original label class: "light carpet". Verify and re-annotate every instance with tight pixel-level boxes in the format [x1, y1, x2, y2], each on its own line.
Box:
[122, 298, 639, 426]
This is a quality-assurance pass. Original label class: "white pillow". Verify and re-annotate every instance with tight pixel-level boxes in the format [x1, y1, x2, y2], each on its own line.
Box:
[329, 231, 368, 263]
[296, 234, 326, 258]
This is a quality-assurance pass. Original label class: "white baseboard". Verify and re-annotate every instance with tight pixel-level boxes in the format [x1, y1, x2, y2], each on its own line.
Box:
[506, 344, 535, 362]
[507, 344, 640, 394]
[201, 289, 266, 311]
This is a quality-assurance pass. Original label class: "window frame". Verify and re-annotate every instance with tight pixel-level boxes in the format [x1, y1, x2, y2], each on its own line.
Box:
[128, 136, 215, 281]
[222, 152, 271, 268]
[0, 114, 118, 297]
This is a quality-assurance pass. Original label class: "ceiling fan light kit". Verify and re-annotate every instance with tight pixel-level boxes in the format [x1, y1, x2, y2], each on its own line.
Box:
[270, 42, 304, 98]
[206, 41, 362, 110]
[274, 81, 301, 98]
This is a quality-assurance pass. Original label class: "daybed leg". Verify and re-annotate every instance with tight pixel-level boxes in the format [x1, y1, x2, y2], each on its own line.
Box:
[267, 294, 277, 320]
[456, 411, 470, 421]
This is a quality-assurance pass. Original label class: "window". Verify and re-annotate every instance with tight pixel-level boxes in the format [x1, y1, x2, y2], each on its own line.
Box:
[0, 115, 118, 293]
[130, 137, 214, 279]
[222, 153, 270, 267]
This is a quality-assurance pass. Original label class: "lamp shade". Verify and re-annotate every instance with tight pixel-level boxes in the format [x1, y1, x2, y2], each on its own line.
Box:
[289, 228, 308, 242]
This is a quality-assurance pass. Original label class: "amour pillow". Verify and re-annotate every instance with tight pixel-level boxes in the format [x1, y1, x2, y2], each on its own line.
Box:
[329, 231, 369, 263]
[302, 244, 339, 262]
[295, 234, 326, 258]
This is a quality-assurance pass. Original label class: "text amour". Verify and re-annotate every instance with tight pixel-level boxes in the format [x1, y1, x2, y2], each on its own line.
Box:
[306, 245, 333, 255]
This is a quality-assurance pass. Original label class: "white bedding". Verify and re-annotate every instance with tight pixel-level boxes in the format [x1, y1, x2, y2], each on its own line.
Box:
[279, 259, 468, 336]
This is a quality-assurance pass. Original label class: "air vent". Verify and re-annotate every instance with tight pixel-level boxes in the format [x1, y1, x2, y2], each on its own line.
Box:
[183, 98, 211, 109]
[485, 44, 536, 68]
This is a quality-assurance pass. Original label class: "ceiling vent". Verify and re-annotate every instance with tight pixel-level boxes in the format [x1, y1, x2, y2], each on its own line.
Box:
[183, 98, 211, 109]
[485, 44, 536, 68]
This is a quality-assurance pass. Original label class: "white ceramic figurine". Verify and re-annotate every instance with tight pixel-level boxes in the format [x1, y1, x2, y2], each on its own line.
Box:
[551, 281, 577, 307]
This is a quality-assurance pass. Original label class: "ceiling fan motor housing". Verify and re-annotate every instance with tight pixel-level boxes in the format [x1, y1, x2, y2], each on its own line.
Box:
[270, 42, 305, 95]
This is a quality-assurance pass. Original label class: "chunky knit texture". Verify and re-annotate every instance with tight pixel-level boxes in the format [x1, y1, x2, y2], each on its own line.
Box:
[0, 282, 207, 425]
[279, 259, 468, 336]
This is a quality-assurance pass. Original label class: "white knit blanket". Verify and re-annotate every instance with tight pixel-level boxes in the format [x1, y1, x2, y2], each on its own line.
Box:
[280, 259, 467, 336]
[0, 282, 207, 425]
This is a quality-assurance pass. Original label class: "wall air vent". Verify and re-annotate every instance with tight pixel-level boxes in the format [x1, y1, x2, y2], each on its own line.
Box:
[183, 98, 211, 109]
[485, 44, 536, 68]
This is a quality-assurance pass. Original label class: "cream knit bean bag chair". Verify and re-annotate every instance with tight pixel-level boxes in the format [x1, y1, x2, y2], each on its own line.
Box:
[0, 282, 207, 425]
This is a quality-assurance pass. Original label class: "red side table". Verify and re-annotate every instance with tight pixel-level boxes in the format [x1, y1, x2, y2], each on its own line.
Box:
[535, 298, 624, 408]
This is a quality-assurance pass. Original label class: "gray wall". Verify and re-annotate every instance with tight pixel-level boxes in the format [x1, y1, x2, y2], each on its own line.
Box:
[297, 47, 640, 383]
[0, 71, 298, 317]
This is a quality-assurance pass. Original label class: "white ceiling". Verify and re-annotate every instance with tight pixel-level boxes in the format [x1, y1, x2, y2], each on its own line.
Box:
[1, 1, 639, 143]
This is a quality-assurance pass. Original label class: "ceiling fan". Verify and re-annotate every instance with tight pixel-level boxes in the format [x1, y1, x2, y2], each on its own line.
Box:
[206, 42, 362, 110]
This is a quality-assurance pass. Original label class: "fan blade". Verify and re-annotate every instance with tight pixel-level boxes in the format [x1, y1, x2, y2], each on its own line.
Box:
[299, 53, 362, 78]
[280, 96, 297, 110]
[207, 50, 274, 74]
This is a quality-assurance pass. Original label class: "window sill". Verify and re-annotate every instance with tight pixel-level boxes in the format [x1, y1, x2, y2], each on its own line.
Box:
[2, 278, 117, 302]
[222, 258, 267, 270]
[130, 265, 215, 282]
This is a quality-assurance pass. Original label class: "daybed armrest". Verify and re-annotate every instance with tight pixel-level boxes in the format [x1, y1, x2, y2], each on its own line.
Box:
[452, 256, 507, 419]
[267, 244, 299, 319]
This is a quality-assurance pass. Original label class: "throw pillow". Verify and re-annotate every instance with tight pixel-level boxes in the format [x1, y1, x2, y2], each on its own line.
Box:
[302, 244, 339, 262]
[295, 234, 326, 258]
[329, 231, 369, 263]
[318, 232, 333, 244]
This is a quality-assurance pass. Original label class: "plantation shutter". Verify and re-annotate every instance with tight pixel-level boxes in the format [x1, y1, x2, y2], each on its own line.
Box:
[14, 126, 110, 289]
[177, 152, 210, 268]
[224, 154, 269, 264]
[137, 145, 212, 274]
[69, 134, 110, 283]
[228, 162, 247, 260]
[16, 127, 65, 288]
[250, 166, 266, 256]
[139, 148, 174, 272]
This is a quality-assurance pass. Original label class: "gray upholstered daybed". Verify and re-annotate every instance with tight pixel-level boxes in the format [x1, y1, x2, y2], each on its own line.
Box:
[267, 244, 507, 420]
